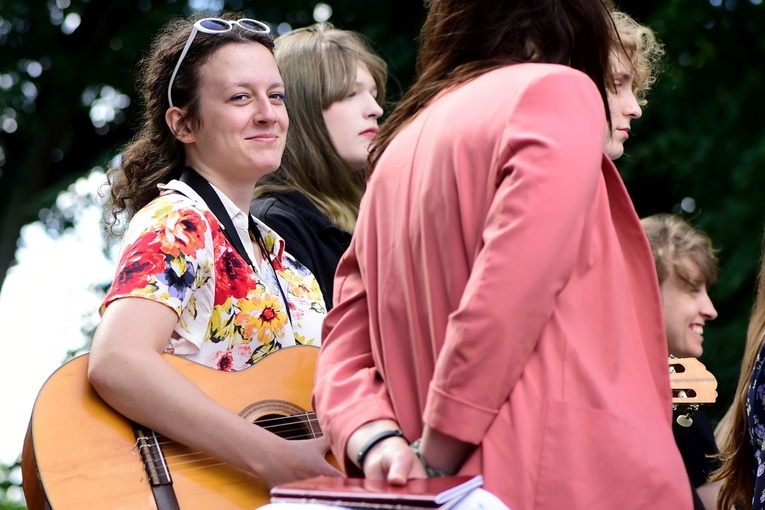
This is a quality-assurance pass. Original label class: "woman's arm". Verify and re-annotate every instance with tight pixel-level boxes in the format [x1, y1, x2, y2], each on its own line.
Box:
[314, 243, 404, 476]
[89, 297, 340, 487]
[424, 69, 608, 446]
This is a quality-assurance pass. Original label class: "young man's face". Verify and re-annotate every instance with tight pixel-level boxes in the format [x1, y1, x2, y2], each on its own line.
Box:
[660, 257, 718, 358]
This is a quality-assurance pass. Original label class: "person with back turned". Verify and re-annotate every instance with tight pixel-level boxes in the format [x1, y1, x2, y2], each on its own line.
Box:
[312, 1, 693, 508]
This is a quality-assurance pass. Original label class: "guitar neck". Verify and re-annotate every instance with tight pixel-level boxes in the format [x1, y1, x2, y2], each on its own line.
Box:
[669, 357, 718, 409]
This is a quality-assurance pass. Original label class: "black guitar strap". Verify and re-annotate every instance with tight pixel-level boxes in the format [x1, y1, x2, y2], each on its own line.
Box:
[179, 167, 255, 269]
[178, 167, 292, 324]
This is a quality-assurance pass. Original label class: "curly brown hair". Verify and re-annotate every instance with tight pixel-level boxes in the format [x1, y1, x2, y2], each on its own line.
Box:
[611, 10, 664, 106]
[103, 12, 274, 232]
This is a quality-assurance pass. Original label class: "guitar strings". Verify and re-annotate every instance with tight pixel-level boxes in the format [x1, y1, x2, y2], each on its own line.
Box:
[142, 421, 324, 449]
[131, 411, 327, 474]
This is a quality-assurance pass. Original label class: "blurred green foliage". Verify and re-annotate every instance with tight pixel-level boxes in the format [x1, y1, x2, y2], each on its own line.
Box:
[0, 460, 23, 509]
[617, 0, 765, 421]
[1, 0, 763, 507]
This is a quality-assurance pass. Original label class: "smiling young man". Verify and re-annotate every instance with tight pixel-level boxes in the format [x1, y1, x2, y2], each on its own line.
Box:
[641, 213, 721, 510]
[642, 214, 719, 358]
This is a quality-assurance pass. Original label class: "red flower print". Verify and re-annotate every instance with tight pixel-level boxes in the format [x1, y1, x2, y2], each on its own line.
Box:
[217, 351, 235, 372]
[214, 245, 251, 306]
[261, 307, 277, 322]
[110, 234, 166, 294]
[152, 205, 209, 259]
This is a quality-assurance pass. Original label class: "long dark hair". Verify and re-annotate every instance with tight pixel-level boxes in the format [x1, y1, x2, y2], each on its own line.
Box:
[104, 12, 274, 232]
[369, 0, 615, 171]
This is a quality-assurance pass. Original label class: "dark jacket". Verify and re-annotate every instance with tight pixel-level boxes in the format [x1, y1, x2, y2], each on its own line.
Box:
[251, 190, 352, 309]
[672, 409, 721, 488]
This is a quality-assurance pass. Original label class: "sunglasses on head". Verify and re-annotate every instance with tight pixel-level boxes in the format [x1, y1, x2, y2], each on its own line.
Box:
[167, 17, 271, 108]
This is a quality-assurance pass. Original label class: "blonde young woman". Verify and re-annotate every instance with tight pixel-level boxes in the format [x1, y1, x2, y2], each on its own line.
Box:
[252, 23, 386, 308]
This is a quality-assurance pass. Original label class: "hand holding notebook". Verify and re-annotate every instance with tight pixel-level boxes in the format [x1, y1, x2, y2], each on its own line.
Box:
[269, 474, 485, 509]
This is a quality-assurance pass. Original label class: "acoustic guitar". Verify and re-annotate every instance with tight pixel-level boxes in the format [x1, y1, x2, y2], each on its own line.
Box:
[21, 345, 333, 510]
[668, 356, 718, 427]
[20, 350, 719, 509]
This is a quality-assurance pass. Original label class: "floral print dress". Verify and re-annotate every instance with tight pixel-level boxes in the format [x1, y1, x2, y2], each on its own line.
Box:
[747, 342, 765, 508]
[101, 180, 326, 372]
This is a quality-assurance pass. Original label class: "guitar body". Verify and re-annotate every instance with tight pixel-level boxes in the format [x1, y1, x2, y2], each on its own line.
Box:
[22, 345, 330, 510]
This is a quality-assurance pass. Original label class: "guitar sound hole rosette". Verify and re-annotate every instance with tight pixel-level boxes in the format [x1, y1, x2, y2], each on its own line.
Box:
[240, 399, 312, 440]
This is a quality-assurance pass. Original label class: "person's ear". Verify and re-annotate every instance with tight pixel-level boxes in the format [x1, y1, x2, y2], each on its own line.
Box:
[165, 107, 195, 144]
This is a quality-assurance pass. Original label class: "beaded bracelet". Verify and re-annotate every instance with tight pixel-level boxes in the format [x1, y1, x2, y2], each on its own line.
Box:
[410, 438, 449, 477]
[356, 429, 405, 469]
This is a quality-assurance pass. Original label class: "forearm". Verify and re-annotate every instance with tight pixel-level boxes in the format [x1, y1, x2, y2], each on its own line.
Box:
[419, 425, 472, 475]
[346, 420, 471, 478]
[88, 345, 282, 478]
[315, 246, 398, 469]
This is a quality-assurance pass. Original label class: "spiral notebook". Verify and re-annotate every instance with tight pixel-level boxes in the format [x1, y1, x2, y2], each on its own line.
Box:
[270, 474, 484, 509]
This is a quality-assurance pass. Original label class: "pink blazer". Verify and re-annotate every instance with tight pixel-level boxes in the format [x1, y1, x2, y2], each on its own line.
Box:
[314, 63, 692, 510]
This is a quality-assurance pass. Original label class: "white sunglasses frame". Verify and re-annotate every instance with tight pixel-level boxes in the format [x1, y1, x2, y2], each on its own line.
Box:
[167, 17, 271, 108]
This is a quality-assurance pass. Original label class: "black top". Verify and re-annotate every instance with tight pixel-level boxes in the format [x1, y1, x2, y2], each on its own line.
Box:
[672, 409, 721, 488]
[251, 190, 352, 309]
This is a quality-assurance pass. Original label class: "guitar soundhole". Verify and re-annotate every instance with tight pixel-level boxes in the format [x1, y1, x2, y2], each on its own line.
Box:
[253, 413, 309, 440]
[240, 399, 318, 441]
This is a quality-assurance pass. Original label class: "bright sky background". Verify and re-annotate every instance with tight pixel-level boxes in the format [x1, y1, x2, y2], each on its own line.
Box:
[0, 170, 117, 465]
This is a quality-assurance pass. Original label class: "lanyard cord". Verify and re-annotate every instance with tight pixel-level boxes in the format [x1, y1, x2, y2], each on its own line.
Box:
[179, 167, 293, 325]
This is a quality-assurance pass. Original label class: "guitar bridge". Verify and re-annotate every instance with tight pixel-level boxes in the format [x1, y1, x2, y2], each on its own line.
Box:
[132, 422, 181, 510]
[133, 423, 173, 486]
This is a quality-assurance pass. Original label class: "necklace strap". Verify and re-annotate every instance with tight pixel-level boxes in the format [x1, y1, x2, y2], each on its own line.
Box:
[178, 167, 292, 324]
[179, 168, 254, 268]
